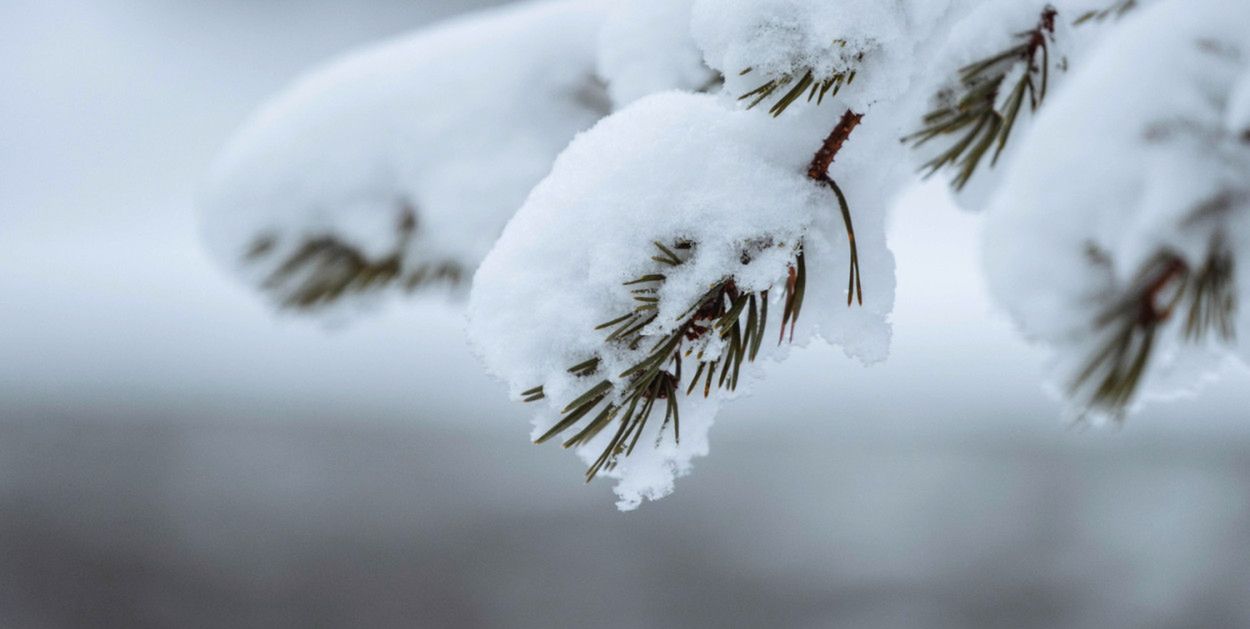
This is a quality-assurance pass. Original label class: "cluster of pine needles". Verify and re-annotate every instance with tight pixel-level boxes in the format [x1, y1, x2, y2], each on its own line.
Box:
[904, 6, 1058, 190]
[738, 41, 862, 117]
[522, 241, 807, 480]
[1072, 247, 1236, 417]
[245, 208, 463, 310]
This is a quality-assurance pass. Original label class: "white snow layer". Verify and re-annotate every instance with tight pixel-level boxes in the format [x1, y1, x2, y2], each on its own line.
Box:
[596, 0, 716, 107]
[199, 0, 609, 315]
[689, 0, 1094, 110]
[690, 0, 1108, 210]
[984, 0, 1250, 418]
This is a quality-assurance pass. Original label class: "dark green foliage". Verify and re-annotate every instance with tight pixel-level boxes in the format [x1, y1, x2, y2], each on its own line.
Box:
[1071, 246, 1236, 417]
[738, 42, 862, 117]
[904, 7, 1058, 190]
[1073, 0, 1137, 26]
[244, 206, 463, 310]
[525, 242, 806, 481]
[1184, 248, 1237, 343]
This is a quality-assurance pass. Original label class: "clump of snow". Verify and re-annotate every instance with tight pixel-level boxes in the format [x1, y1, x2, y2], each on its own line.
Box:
[692, 0, 900, 97]
[199, 0, 610, 316]
[596, 0, 716, 107]
[692, 0, 991, 115]
[983, 0, 1250, 419]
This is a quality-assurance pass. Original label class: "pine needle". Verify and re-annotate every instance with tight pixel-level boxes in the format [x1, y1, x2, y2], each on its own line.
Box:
[1073, 0, 1137, 26]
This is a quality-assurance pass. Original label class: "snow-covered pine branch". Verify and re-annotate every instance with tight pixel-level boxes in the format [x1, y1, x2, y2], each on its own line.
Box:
[984, 0, 1250, 421]
[198, 0, 611, 316]
[471, 0, 1108, 509]
[200, 0, 1249, 509]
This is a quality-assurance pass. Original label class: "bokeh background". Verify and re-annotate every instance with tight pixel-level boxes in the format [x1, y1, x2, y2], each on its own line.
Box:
[3, 1, 1250, 627]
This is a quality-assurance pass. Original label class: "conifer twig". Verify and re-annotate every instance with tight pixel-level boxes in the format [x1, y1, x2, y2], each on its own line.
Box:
[526, 103, 867, 483]
[904, 6, 1059, 190]
[1072, 245, 1236, 417]
[245, 206, 463, 310]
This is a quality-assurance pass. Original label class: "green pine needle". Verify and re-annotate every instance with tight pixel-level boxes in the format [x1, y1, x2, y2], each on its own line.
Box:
[1073, 0, 1137, 26]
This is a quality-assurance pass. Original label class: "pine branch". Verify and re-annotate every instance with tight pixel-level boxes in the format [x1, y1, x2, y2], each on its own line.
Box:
[904, 6, 1059, 190]
[525, 104, 867, 482]
[738, 41, 862, 117]
[245, 207, 463, 310]
[525, 241, 806, 481]
[810, 109, 865, 306]
[1073, 0, 1137, 26]
[1071, 245, 1236, 417]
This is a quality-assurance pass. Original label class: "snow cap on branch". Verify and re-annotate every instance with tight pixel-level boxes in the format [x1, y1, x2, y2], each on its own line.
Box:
[468, 92, 846, 509]
[693, 0, 996, 115]
[596, 0, 716, 107]
[199, 0, 609, 317]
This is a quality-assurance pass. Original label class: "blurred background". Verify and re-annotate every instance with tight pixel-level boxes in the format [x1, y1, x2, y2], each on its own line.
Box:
[3, 1, 1250, 627]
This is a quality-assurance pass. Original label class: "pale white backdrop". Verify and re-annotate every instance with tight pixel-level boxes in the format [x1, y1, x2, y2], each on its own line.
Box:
[2, 1, 1249, 627]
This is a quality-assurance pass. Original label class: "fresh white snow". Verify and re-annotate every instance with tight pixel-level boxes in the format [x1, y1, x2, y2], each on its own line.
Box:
[187, 0, 1250, 508]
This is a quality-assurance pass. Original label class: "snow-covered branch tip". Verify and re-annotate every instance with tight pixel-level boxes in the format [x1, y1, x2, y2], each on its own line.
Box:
[1074, 0, 1138, 26]
[738, 40, 862, 117]
[245, 208, 463, 311]
[522, 241, 806, 481]
[905, 6, 1060, 191]
[1071, 243, 1236, 418]
[810, 109, 865, 306]
[521, 104, 869, 480]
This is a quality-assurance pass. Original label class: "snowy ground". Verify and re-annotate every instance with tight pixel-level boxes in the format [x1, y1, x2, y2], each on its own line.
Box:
[2, 1, 1250, 627]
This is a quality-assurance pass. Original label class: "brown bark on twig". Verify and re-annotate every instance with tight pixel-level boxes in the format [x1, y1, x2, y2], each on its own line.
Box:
[809, 109, 865, 306]
[808, 110, 863, 181]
